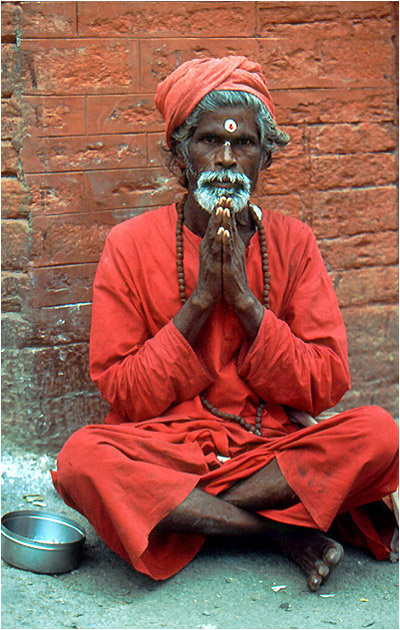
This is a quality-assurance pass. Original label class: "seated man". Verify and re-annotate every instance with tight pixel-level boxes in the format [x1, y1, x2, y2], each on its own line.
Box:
[52, 56, 398, 592]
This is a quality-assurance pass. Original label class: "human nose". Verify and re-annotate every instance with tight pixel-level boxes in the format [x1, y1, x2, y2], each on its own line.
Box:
[214, 141, 237, 168]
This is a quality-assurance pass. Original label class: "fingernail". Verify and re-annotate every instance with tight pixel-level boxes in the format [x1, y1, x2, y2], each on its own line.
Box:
[216, 206, 223, 215]
[217, 226, 224, 235]
[224, 230, 230, 238]
[223, 208, 230, 218]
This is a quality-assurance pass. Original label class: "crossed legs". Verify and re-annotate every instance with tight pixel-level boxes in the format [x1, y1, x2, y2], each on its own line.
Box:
[157, 458, 343, 592]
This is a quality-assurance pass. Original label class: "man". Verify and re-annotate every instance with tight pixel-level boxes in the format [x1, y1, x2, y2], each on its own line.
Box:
[52, 56, 398, 592]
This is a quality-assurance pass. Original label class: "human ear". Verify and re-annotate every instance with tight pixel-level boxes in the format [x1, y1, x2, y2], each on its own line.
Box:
[174, 146, 187, 170]
[260, 151, 272, 170]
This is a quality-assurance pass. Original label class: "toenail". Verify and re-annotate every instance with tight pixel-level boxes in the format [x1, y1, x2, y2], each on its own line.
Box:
[308, 572, 322, 591]
[326, 546, 343, 565]
[317, 563, 329, 577]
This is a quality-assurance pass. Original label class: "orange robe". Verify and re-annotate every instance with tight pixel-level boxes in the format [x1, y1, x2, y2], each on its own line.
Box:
[52, 204, 399, 579]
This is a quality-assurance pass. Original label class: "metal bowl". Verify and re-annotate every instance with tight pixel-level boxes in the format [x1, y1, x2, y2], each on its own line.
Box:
[1, 510, 86, 574]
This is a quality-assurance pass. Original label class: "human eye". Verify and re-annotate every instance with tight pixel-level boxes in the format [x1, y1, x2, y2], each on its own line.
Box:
[234, 137, 254, 147]
[201, 134, 219, 144]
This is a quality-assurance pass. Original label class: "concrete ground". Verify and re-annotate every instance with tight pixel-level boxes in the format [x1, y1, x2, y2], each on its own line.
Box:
[1, 445, 399, 630]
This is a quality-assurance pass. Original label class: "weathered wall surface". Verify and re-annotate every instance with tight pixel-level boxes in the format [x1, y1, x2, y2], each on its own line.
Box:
[2, 1, 398, 452]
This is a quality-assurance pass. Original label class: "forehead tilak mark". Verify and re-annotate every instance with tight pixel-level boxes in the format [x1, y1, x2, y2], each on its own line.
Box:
[224, 119, 237, 133]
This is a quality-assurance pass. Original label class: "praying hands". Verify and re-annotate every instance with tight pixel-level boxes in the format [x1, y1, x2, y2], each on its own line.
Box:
[174, 195, 264, 347]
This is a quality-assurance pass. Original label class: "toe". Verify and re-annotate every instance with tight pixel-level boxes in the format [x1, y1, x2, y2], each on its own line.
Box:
[324, 544, 343, 567]
[307, 570, 323, 592]
[315, 559, 330, 578]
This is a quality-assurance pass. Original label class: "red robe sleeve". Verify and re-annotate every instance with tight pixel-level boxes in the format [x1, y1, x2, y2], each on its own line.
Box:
[89, 228, 213, 423]
[238, 225, 351, 417]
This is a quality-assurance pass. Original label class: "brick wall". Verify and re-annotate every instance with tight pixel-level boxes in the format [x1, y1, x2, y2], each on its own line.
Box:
[2, 1, 398, 452]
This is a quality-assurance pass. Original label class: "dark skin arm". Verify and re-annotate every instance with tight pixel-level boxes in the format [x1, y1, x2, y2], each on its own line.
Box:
[173, 196, 264, 347]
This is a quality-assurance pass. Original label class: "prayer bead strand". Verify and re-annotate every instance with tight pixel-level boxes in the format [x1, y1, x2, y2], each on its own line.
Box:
[200, 395, 265, 437]
[175, 196, 269, 437]
[176, 199, 186, 304]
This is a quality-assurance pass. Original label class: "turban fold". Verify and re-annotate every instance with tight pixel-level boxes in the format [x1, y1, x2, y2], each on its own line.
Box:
[155, 56, 275, 148]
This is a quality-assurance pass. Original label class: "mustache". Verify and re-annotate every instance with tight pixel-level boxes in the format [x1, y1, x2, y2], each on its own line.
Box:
[190, 166, 252, 214]
[196, 169, 252, 192]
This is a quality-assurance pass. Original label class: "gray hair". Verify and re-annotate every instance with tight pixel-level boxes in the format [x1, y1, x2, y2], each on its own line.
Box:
[167, 89, 290, 186]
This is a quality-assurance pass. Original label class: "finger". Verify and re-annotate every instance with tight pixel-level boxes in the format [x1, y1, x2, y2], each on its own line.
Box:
[222, 229, 230, 246]
[213, 196, 227, 213]
[217, 227, 231, 244]
[227, 203, 238, 237]
[215, 205, 224, 222]
[205, 205, 223, 238]
[222, 207, 231, 230]
[216, 225, 225, 244]
[221, 228, 232, 258]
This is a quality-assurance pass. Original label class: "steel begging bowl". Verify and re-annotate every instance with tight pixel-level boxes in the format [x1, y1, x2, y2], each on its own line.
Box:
[1, 510, 86, 574]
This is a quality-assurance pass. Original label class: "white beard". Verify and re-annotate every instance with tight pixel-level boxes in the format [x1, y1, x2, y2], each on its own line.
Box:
[192, 169, 252, 214]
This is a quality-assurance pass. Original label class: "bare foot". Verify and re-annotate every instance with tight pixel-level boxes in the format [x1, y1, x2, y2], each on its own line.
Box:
[267, 526, 344, 592]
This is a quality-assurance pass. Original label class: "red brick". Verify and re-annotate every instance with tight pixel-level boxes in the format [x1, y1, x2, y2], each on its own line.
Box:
[31, 213, 114, 266]
[140, 38, 258, 92]
[342, 304, 398, 353]
[251, 192, 308, 222]
[1, 270, 31, 312]
[311, 153, 397, 190]
[309, 122, 396, 155]
[331, 266, 398, 307]
[365, 383, 398, 417]
[348, 350, 398, 384]
[21, 1, 77, 38]
[32, 303, 92, 346]
[312, 187, 398, 239]
[255, 18, 394, 90]
[256, 156, 309, 195]
[1, 2, 22, 41]
[33, 343, 93, 397]
[1, 177, 31, 219]
[336, 383, 398, 417]
[1, 219, 30, 270]
[25, 172, 86, 216]
[78, 1, 256, 38]
[1, 344, 108, 450]
[21, 133, 147, 173]
[32, 263, 97, 307]
[1, 44, 21, 97]
[39, 392, 109, 448]
[257, 1, 392, 28]
[87, 95, 164, 134]
[320, 231, 397, 271]
[273, 88, 396, 125]
[85, 168, 183, 211]
[1, 141, 19, 173]
[1, 95, 23, 140]
[20, 39, 139, 95]
[23, 96, 86, 136]
[147, 132, 166, 167]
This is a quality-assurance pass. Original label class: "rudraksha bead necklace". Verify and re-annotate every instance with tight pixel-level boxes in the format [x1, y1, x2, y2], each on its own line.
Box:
[175, 196, 270, 437]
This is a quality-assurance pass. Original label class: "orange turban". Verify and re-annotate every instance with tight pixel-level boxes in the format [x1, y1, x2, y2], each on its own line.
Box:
[155, 56, 275, 148]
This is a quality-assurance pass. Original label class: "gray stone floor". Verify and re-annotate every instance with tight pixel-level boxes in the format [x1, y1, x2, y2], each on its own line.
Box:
[1, 445, 399, 630]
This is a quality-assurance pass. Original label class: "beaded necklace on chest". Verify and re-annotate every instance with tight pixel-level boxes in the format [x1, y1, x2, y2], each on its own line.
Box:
[175, 196, 270, 437]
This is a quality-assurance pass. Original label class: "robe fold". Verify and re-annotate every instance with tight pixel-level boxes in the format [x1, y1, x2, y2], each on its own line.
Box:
[52, 203, 399, 579]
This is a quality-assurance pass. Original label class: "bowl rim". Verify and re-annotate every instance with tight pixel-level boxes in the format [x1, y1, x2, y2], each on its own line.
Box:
[1, 509, 86, 549]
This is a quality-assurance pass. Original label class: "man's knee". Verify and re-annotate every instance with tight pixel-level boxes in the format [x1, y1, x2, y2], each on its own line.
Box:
[57, 425, 105, 482]
[357, 405, 399, 462]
